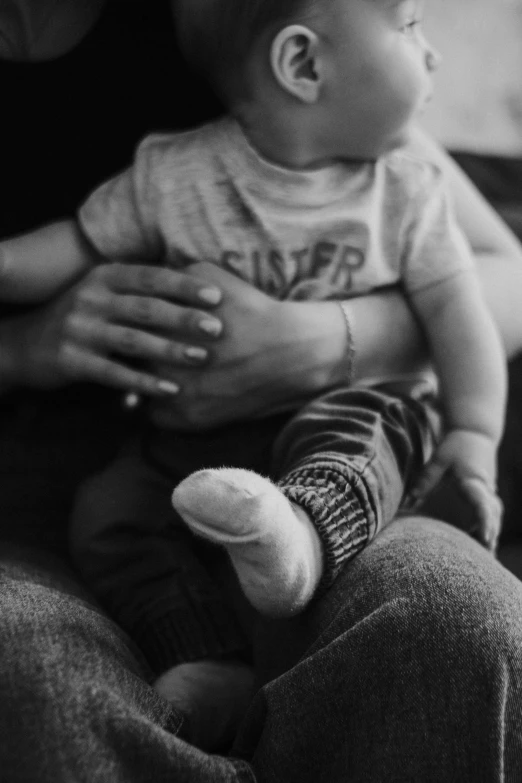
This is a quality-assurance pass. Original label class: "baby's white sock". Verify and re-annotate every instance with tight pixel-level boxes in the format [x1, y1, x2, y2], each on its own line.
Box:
[172, 468, 323, 617]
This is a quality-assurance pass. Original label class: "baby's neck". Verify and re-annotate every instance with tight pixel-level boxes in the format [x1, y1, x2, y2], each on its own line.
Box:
[236, 102, 343, 172]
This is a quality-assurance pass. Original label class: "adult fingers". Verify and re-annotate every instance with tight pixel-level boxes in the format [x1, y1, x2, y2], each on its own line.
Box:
[104, 263, 223, 308]
[66, 314, 212, 366]
[104, 292, 223, 341]
[77, 264, 224, 341]
[59, 343, 180, 397]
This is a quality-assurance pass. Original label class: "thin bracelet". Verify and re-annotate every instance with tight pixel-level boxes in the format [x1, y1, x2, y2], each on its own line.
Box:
[338, 301, 356, 384]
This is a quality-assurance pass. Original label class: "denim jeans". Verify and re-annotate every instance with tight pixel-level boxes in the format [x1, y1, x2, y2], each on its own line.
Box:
[1, 517, 522, 782]
[69, 384, 438, 673]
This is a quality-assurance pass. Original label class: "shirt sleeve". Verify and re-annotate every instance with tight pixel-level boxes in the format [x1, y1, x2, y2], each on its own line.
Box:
[78, 137, 163, 262]
[402, 163, 475, 293]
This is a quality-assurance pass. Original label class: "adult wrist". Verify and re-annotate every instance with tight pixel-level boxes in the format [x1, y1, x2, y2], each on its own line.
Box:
[290, 300, 350, 392]
[0, 319, 21, 395]
[0, 307, 47, 395]
[346, 290, 429, 383]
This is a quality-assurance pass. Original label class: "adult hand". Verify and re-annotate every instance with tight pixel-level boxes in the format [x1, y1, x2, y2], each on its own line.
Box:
[1, 262, 224, 396]
[148, 262, 349, 430]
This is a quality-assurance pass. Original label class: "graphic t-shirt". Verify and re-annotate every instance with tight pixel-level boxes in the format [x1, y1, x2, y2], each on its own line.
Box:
[79, 116, 473, 307]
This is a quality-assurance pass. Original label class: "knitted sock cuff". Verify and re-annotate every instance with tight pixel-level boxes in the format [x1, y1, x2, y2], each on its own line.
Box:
[278, 460, 376, 590]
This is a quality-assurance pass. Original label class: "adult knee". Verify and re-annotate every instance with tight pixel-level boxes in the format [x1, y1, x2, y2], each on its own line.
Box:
[0, 571, 146, 781]
[347, 517, 522, 663]
[0, 577, 77, 777]
[251, 519, 522, 782]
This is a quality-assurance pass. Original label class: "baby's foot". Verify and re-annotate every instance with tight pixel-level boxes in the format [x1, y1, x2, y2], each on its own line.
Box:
[154, 659, 255, 752]
[172, 468, 323, 616]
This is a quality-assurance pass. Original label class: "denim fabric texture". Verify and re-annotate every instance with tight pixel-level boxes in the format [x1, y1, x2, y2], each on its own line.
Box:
[238, 517, 522, 782]
[2, 517, 522, 781]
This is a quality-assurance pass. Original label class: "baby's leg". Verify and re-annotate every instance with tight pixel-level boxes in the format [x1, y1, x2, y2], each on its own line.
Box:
[173, 385, 439, 617]
[70, 440, 253, 749]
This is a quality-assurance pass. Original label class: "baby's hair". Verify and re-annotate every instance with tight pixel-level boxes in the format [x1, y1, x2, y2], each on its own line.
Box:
[173, 0, 319, 102]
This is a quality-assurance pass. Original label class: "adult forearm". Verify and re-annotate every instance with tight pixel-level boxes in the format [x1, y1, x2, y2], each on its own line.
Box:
[345, 288, 429, 384]
[342, 249, 522, 389]
[0, 305, 61, 396]
[343, 249, 522, 386]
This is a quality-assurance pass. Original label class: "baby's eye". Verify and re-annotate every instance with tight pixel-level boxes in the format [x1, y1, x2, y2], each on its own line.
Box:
[401, 19, 421, 36]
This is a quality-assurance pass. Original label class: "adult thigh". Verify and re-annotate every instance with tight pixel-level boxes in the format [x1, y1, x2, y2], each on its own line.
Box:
[240, 517, 522, 783]
[0, 547, 254, 783]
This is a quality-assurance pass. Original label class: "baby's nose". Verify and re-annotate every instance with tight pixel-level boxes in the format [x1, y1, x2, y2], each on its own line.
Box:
[426, 45, 442, 73]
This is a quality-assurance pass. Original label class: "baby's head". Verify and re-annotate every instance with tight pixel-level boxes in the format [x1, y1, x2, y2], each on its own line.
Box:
[173, 0, 440, 161]
[172, 0, 317, 101]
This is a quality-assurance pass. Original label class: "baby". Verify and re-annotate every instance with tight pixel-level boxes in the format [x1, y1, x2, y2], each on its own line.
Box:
[0, 0, 506, 750]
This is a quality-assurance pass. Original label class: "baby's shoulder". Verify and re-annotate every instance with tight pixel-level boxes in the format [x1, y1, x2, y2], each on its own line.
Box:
[133, 119, 226, 189]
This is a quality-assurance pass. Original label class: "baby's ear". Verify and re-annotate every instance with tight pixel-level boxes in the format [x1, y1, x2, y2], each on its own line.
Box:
[270, 24, 322, 103]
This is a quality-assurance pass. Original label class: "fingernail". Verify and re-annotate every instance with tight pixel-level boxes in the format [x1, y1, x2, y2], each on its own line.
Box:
[199, 318, 222, 336]
[199, 286, 221, 305]
[158, 380, 180, 395]
[184, 346, 208, 362]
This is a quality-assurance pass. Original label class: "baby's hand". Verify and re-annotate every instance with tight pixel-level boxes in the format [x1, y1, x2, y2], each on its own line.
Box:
[405, 429, 502, 552]
[455, 476, 503, 552]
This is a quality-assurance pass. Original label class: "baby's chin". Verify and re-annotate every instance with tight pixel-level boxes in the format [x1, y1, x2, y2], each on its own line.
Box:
[381, 124, 414, 154]
[333, 125, 415, 163]
[353, 125, 415, 161]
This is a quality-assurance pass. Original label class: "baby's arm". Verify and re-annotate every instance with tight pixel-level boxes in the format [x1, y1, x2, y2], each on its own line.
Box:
[0, 220, 96, 302]
[0, 133, 164, 305]
[409, 270, 507, 547]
